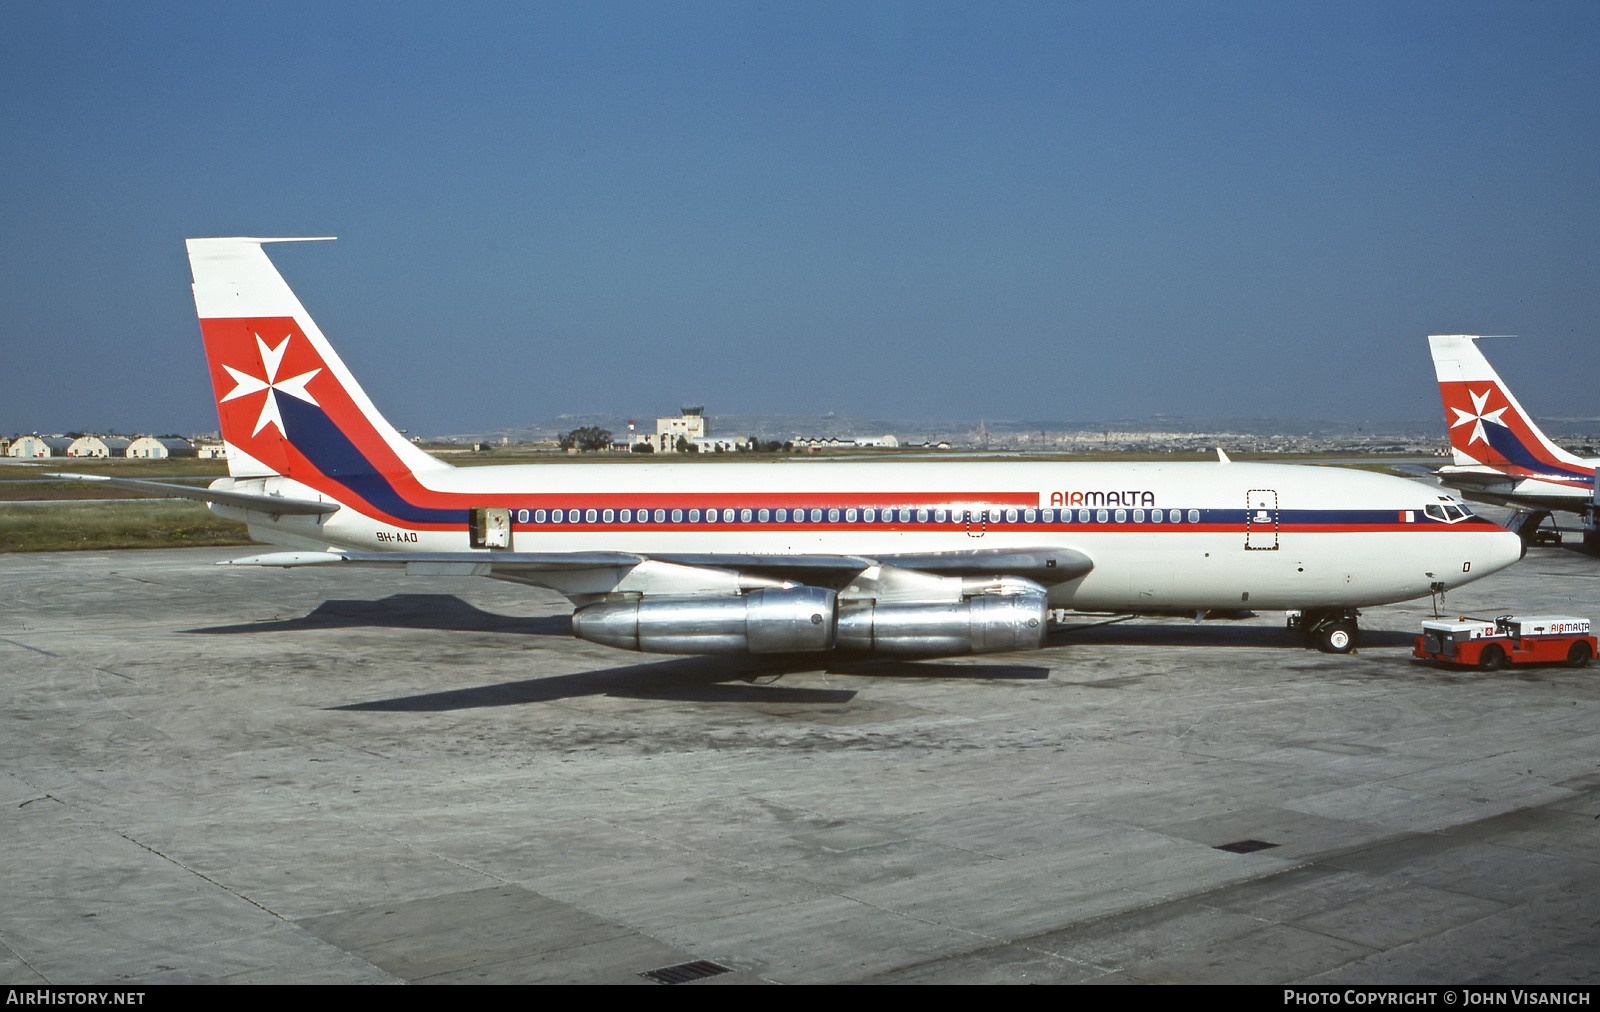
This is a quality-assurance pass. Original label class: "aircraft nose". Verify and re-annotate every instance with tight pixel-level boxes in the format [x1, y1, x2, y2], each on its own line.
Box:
[1482, 527, 1524, 577]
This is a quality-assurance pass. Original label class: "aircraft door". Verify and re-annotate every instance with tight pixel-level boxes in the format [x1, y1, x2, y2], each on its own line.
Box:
[470, 507, 512, 549]
[1245, 490, 1278, 550]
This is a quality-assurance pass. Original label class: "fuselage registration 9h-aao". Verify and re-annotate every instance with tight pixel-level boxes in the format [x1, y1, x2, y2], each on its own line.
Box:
[89, 237, 1524, 658]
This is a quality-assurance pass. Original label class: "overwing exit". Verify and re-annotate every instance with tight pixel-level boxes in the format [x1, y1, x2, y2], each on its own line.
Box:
[99, 238, 1522, 657]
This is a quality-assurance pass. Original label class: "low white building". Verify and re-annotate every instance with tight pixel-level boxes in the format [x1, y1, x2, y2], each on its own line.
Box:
[126, 436, 196, 459]
[67, 435, 133, 457]
[7, 435, 72, 458]
[792, 434, 900, 449]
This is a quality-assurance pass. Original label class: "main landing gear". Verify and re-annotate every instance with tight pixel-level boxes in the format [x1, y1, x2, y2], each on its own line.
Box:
[1506, 510, 1561, 548]
[1288, 609, 1361, 654]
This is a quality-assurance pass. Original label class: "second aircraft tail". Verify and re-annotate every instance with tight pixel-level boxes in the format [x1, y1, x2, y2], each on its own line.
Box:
[1427, 334, 1592, 486]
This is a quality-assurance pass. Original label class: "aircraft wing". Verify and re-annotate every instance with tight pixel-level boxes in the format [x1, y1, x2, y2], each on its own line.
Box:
[222, 546, 1094, 585]
[43, 472, 339, 516]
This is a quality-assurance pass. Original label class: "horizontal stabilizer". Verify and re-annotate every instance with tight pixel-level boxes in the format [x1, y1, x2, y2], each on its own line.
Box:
[45, 472, 339, 516]
[1389, 464, 1440, 479]
[222, 550, 645, 570]
[1432, 466, 1517, 487]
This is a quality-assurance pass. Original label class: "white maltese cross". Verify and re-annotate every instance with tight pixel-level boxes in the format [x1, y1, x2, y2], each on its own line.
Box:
[1449, 387, 1508, 447]
[220, 334, 322, 437]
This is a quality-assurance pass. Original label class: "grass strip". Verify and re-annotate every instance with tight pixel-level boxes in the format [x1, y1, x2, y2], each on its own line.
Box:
[0, 500, 256, 553]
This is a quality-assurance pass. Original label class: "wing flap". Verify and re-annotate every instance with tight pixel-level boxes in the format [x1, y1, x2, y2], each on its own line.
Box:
[223, 550, 644, 569]
[876, 547, 1093, 584]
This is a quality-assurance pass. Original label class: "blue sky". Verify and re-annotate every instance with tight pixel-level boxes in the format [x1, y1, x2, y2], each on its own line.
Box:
[2, 2, 1597, 436]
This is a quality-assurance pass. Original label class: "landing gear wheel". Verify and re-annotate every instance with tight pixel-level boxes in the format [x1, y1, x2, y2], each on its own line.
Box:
[1479, 644, 1507, 671]
[1566, 641, 1592, 668]
[1318, 622, 1357, 654]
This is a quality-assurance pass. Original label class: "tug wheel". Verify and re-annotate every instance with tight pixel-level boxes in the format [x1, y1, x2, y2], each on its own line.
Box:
[1478, 644, 1507, 671]
[1566, 641, 1592, 668]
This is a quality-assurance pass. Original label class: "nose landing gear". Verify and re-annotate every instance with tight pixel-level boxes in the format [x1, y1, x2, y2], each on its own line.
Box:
[1288, 609, 1361, 654]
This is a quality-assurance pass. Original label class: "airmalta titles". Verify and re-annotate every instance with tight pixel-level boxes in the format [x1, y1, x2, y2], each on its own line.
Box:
[1049, 490, 1157, 507]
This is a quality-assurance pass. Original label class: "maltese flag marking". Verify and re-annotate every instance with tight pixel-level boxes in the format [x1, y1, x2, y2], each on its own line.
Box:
[221, 334, 323, 437]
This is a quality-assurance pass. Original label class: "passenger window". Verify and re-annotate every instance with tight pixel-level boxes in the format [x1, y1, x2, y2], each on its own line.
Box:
[776, 509, 787, 522]
[602, 509, 614, 523]
[1187, 509, 1199, 523]
[846, 508, 858, 522]
[810, 508, 822, 522]
[654, 509, 666, 522]
[864, 508, 876, 522]
[740, 508, 752, 522]
[1114, 509, 1126, 523]
[517, 509, 529, 524]
[898, 508, 911, 522]
[1096, 509, 1108, 523]
[551, 510, 563, 524]
[1150, 509, 1162, 524]
[917, 508, 929, 522]
[704, 509, 716, 523]
[758, 509, 769, 522]
[1133, 509, 1145, 523]
[828, 508, 840, 522]
[1024, 508, 1036, 523]
[1079, 509, 1090, 523]
[671, 509, 683, 522]
[535, 509, 547, 523]
[935, 508, 947, 523]
[621, 509, 632, 523]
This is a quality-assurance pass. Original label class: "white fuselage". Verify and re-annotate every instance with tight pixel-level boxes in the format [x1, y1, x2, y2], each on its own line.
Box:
[223, 458, 1523, 613]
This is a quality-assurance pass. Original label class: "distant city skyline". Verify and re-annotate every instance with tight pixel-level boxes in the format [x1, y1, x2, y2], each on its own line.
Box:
[3, 3, 1597, 436]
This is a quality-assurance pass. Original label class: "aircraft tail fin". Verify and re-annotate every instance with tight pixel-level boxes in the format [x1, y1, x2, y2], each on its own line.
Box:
[1427, 335, 1590, 480]
[187, 237, 449, 483]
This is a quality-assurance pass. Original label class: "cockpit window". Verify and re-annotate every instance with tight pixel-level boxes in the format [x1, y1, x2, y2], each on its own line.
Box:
[1424, 503, 1475, 523]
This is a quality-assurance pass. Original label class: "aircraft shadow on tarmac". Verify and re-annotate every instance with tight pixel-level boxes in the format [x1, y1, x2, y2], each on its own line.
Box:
[184, 593, 1415, 652]
[335, 656, 1051, 712]
[180, 595, 1419, 712]
[184, 593, 573, 637]
[334, 656, 841, 711]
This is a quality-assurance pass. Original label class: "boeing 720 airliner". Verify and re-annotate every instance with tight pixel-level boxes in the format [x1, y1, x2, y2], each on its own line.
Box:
[64, 238, 1524, 657]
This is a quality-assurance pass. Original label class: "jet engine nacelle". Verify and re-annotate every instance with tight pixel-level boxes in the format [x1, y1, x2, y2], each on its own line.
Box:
[836, 578, 1048, 655]
[571, 579, 1049, 657]
[572, 586, 837, 655]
